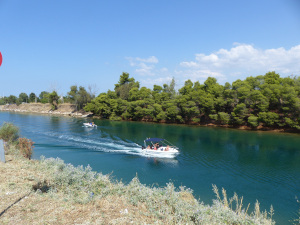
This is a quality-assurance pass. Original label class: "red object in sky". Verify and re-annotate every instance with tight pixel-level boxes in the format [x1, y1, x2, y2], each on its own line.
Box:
[0, 51, 2, 67]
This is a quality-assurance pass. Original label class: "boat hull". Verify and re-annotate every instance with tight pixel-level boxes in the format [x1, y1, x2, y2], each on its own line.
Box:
[142, 146, 179, 157]
[83, 123, 97, 128]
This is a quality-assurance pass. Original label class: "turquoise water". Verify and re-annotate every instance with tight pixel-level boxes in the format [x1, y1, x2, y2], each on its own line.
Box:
[1, 112, 300, 224]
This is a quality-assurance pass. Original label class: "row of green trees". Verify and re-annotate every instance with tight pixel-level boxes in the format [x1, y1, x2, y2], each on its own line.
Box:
[0, 91, 60, 105]
[0, 86, 94, 111]
[85, 72, 300, 130]
[1, 72, 299, 130]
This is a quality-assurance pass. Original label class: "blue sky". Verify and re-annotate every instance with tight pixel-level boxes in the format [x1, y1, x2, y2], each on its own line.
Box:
[0, 0, 300, 97]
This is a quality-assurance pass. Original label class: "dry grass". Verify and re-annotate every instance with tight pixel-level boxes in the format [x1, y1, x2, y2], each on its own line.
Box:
[0, 152, 275, 225]
[0, 155, 155, 224]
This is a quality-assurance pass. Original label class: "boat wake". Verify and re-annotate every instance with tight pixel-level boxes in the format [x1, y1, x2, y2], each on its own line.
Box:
[39, 131, 176, 158]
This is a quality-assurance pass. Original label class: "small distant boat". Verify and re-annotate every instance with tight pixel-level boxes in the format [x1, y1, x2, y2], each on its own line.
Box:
[83, 122, 97, 128]
[142, 138, 179, 157]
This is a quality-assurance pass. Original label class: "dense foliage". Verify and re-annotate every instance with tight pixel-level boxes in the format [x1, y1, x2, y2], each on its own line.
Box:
[85, 71, 300, 130]
[1, 71, 299, 130]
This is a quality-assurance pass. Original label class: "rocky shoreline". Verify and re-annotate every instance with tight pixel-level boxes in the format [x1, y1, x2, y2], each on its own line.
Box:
[0, 103, 92, 117]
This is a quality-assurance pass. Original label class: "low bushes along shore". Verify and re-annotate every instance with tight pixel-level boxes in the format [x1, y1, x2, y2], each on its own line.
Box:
[0, 122, 277, 224]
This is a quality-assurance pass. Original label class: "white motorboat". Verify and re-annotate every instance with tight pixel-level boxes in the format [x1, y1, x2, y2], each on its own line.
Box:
[142, 138, 179, 157]
[83, 122, 97, 128]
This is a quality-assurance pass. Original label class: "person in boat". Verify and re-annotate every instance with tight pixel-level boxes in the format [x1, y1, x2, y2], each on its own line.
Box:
[165, 145, 169, 151]
[154, 143, 159, 150]
[147, 145, 150, 149]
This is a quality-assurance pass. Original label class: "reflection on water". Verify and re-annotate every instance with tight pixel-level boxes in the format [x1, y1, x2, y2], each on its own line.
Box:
[146, 157, 179, 167]
[0, 112, 300, 224]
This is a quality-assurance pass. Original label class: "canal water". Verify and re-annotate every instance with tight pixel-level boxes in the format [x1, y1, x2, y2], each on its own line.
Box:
[1, 111, 299, 224]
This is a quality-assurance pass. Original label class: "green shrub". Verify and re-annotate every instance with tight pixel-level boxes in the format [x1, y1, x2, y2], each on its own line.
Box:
[209, 114, 218, 121]
[192, 118, 200, 123]
[258, 112, 280, 127]
[109, 112, 122, 121]
[121, 111, 131, 120]
[231, 103, 248, 125]
[248, 115, 259, 128]
[0, 122, 19, 143]
[176, 115, 184, 123]
[156, 111, 166, 121]
[284, 117, 300, 129]
[218, 112, 231, 125]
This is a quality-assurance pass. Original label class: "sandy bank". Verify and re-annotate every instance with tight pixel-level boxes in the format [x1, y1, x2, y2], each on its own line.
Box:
[0, 103, 92, 117]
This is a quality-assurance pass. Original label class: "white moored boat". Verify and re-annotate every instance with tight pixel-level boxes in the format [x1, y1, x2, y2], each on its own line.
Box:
[83, 122, 97, 128]
[142, 138, 179, 157]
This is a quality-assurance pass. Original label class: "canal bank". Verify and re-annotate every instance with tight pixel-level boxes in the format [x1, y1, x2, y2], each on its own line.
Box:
[0, 148, 275, 224]
[0, 103, 91, 117]
[0, 111, 299, 224]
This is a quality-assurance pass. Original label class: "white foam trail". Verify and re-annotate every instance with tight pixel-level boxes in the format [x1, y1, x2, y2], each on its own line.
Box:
[42, 131, 178, 158]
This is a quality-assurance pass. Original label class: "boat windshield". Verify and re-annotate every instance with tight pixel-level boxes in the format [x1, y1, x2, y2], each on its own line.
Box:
[145, 138, 164, 142]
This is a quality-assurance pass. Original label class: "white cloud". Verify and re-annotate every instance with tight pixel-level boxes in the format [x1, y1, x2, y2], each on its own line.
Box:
[160, 67, 168, 72]
[135, 56, 158, 63]
[174, 69, 226, 86]
[126, 56, 159, 76]
[179, 44, 300, 83]
[126, 44, 300, 89]
[135, 62, 154, 76]
[126, 56, 174, 88]
[140, 76, 173, 88]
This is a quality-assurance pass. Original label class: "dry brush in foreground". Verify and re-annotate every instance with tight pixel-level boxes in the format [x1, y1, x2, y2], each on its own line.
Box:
[0, 149, 275, 224]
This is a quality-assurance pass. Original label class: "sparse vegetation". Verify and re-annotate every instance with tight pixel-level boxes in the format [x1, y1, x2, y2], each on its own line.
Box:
[0, 122, 278, 224]
[18, 137, 34, 160]
[0, 123, 34, 160]
[0, 153, 276, 224]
